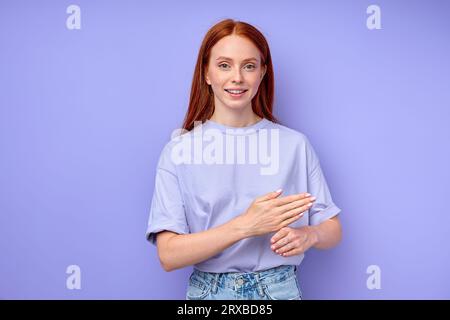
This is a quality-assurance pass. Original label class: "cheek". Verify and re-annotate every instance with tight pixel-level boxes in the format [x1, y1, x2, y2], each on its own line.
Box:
[211, 82, 225, 95]
[208, 69, 225, 83]
[248, 76, 263, 92]
[247, 81, 262, 99]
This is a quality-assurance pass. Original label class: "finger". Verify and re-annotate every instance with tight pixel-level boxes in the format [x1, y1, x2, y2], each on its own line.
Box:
[279, 197, 315, 214]
[273, 192, 311, 207]
[276, 240, 296, 255]
[271, 233, 290, 250]
[257, 189, 283, 202]
[279, 212, 304, 228]
[281, 247, 303, 257]
[270, 228, 290, 244]
[278, 234, 309, 255]
[279, 202, 310, 222]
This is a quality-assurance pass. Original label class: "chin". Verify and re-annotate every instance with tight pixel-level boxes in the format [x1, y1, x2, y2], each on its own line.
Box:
[225, 101, 250, 110]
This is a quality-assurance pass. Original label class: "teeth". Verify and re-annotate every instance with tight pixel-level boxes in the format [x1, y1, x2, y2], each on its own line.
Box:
[226, 89, 245, 94]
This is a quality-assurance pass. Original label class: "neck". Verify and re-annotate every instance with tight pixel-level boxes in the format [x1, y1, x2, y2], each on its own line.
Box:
[209, 103, 262, 128]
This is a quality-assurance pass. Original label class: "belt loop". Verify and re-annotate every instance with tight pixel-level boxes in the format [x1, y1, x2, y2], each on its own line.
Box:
[254, 272, 265, 298]
[211, 273, 220, 294]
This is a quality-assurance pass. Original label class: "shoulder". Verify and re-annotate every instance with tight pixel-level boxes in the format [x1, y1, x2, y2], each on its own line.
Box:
[268, 120, 311, 147]
[156, 128, 195, 171]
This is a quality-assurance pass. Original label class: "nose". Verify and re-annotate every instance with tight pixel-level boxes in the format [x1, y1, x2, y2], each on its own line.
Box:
[232, 68, 244, 84]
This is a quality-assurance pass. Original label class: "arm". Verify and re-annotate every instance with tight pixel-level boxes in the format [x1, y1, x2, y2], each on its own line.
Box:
[270, 215, 342, 256]
[156, 190, 311, 271]
[156, 217, 249, 272]
[309, 215, 342, 249]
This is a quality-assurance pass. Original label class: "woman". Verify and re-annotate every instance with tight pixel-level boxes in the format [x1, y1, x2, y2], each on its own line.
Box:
[146, 19, 342, 300]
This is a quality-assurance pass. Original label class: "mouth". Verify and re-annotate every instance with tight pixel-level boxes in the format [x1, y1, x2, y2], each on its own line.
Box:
[224, 89, 248, 98]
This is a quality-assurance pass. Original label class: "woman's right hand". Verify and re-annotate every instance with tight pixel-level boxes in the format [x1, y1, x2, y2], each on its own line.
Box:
[237, 189, 315, 237]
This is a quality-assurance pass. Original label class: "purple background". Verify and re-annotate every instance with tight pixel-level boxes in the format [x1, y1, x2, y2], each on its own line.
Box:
[1, 0, 449, 299]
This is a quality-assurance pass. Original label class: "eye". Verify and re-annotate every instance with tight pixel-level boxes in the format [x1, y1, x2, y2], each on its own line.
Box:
[244, 64, 256, 70]
[218, 63, 230, 69]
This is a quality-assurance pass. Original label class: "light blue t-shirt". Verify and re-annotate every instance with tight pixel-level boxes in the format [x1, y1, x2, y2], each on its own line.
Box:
[145, 118, 341, 273]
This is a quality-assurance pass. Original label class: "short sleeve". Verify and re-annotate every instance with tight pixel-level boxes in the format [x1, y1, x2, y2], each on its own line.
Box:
[304, 136, 341, 226]
[145, 143, 189, 246]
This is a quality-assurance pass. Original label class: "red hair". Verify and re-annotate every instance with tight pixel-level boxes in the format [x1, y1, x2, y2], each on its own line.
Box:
[181, 19, 279, 131]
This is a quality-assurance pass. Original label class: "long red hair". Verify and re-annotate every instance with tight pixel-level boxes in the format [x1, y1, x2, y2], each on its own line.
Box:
[181, 19, 279, 131]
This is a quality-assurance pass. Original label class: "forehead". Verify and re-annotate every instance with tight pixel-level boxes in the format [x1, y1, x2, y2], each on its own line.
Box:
[210, 35, 261, 62]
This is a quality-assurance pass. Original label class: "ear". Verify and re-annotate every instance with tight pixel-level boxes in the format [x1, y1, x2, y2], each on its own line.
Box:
[205, 67, 211, 85]
[260, 64, 267, 80]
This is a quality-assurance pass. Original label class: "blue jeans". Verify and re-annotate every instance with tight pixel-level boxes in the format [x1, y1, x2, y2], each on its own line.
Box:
[186, 265, 302, 300]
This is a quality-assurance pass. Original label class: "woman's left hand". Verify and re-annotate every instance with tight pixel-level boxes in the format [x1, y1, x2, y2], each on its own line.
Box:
[270, 226, 319, 257]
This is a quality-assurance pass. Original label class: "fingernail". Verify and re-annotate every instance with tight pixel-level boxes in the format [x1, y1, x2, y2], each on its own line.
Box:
[310, 196, 316, 201]
[305, 193, 311, 196]
[275, 188, 282, 193]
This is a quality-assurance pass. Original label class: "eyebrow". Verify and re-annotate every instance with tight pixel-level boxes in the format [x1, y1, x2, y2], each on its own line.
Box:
[215, 56, 258, 62]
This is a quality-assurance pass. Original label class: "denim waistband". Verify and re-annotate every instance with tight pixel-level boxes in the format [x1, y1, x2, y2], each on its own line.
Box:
[191, 265, 297, 292]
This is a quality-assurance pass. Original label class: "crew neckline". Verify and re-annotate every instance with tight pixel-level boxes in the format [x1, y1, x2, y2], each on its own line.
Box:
[203, 118, 270, 135]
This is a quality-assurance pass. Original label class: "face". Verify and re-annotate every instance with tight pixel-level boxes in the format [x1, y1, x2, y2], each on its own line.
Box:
[205, 35, 267, 112]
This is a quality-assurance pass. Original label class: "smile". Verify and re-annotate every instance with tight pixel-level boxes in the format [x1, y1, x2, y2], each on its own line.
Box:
[224, 89, 248, 97]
